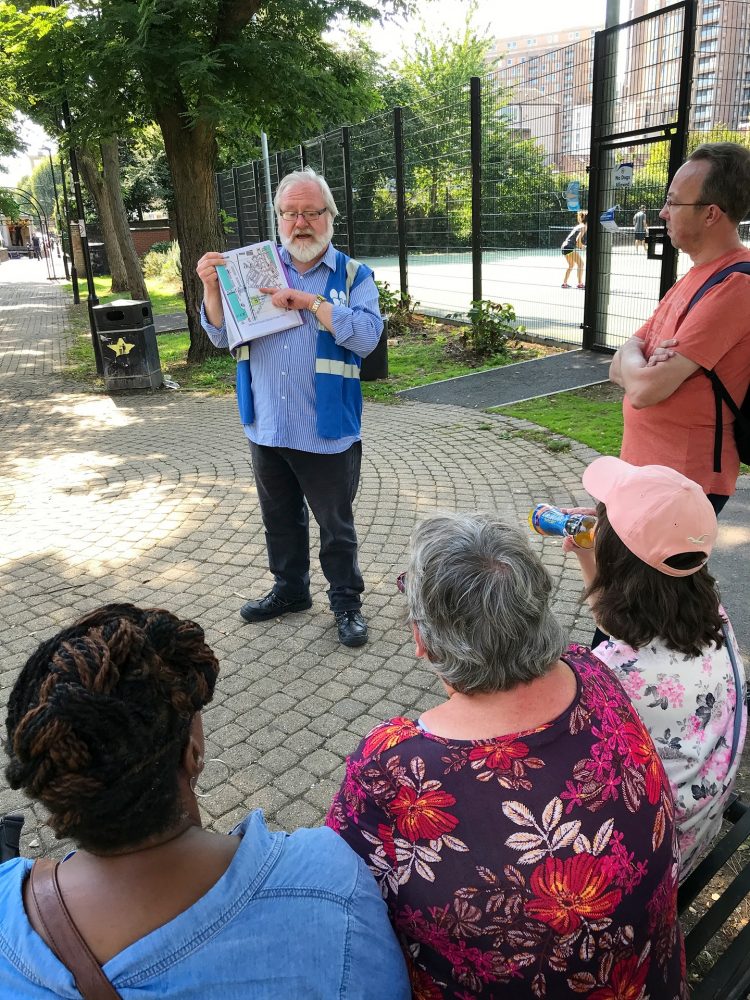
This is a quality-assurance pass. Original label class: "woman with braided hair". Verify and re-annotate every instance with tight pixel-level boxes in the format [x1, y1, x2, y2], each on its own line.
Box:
[0, 604, 408, 999]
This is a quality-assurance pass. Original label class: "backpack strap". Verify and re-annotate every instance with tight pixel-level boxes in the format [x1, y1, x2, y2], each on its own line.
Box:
[680, 261, 750, 473]
[684, 261, 750, 313]
[28, 860, 121, 1000]
[722, 623, 746, 772]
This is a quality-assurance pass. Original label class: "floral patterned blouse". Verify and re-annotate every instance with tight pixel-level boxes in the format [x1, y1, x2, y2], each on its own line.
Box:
[593, 618, 747, 878]
[326, 646, 687, 1000]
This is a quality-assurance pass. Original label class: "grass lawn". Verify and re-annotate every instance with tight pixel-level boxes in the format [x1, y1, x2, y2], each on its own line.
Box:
[496, 383, 750, 475]
[66, 329, 236, 390]
[63, 301, 556, 395]
[494, 383, 625, 456]
[63, 274, 185, 317]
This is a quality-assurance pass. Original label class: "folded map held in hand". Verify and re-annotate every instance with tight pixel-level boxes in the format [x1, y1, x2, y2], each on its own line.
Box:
[216, 241, 304, 350]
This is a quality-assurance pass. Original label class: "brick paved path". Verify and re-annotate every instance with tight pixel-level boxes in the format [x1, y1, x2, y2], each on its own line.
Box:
[0, 259, 650, 854]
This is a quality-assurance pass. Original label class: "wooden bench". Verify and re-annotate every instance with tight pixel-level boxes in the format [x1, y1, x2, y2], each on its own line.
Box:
[679, 797, 750, 1000]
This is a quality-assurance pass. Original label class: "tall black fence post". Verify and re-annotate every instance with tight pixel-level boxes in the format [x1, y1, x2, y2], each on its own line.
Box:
[393, 106, 409, 301]
[470, 76, 482, 305]
[252, 161, 265, 242]
[661, 0, 696, 301]
[582, 28, 607, 351]
[299, 144, 307, 169]
[341, 126, 356, 258]
[232, 168, 246, 246]
[216, 174, 227, 246]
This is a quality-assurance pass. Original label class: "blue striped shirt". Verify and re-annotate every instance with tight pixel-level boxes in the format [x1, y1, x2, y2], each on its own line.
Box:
[200, 244, 382, 454]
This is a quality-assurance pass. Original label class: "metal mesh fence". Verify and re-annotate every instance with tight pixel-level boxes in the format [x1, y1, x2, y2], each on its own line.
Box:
[217, 7, 750, 350]
[350, 110, 396, 259]
[481, 38, 594, 342]
[585, 5, 688, 351]
[396, 85, 473, 316]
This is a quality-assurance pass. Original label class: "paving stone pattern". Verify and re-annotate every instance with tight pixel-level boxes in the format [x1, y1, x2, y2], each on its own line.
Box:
[0, 259, 740, 861]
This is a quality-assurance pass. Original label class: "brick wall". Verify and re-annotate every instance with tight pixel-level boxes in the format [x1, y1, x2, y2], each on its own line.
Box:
[69, 222, 176, 271]
[130, 226, 174, 257]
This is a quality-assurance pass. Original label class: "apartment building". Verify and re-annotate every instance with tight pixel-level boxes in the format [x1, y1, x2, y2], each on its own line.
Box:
[488, 2, 750, 170]
[488, 27, 599, 168]
[625, 0, 750, 132]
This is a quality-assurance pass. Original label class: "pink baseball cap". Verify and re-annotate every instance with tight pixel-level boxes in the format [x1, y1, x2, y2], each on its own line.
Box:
[582, 457, 717, 578]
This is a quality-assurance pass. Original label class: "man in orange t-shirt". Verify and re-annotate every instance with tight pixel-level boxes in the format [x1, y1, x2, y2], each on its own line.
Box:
[610, 142, 750, 515]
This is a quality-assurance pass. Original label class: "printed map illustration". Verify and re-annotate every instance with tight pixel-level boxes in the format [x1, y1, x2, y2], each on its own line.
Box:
[216, 241, 303, 349]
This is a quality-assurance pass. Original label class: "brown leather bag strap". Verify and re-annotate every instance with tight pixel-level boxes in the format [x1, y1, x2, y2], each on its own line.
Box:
[29, 859, 121, 1000]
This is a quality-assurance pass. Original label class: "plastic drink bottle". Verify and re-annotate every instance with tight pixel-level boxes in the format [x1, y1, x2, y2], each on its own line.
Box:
[528, 504, 596, 548]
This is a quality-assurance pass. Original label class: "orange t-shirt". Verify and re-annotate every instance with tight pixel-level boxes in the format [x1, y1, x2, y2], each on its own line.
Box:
[621, 248, 750, 495]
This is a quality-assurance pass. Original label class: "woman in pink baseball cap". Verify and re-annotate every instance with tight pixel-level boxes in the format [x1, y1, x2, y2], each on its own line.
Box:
[567, 456, 747, 878]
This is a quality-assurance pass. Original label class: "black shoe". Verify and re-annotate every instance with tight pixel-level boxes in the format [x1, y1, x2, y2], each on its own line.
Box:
[334, 610, 368, 648]
[240, 591, 312, 623]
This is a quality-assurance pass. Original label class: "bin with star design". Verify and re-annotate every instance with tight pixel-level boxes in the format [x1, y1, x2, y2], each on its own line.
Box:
[92, 299, 163, 390]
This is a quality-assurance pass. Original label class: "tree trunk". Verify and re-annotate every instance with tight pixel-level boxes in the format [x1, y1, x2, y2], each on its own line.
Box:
[100, 138, 149, 302]
[77, 145, 129, 293]
[156, 107, 224, 362]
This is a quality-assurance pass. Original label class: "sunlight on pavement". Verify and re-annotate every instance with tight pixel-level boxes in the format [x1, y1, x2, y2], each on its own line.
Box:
[718, 524, 750, 546]
[1, 452, 189, 568]
[47, 395, 139, 429]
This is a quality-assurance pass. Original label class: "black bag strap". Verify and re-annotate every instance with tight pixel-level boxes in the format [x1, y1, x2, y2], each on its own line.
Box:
[680, 261, 750, 473]
[684, 261, 750, 313]
[29, 860, 122, 1000]
[0, 814, 24, 863]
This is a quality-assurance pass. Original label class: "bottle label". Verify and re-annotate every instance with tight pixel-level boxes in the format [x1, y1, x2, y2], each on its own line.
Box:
[530, 504, 568, 537]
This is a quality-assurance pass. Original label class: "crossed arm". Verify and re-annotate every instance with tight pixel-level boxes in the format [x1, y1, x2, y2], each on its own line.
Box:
[609, 336, 699, 409]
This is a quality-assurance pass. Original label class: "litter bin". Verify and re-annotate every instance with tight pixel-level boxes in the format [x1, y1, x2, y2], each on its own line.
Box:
[360, 318, 389, 382]
[92, 299, 163, 390]
[88, 242, 109, 277]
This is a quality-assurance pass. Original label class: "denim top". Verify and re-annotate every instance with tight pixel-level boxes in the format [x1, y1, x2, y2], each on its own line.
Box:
[0, 810, 409, 998]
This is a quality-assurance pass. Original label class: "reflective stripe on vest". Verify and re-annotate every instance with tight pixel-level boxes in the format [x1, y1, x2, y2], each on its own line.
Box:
[315, 357, 361, 380]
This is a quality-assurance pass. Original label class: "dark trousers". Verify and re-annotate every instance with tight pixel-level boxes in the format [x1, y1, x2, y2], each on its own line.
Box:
[707, 493, 729, 516]
[249, 441, 364, 613]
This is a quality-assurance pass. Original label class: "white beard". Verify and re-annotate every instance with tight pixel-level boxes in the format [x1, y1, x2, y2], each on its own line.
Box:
[280, 221, 333, 263]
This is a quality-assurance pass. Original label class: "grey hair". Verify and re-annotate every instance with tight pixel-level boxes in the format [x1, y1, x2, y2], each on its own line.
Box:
[407, 512, 566, 694]
[274, 167, 339, 218]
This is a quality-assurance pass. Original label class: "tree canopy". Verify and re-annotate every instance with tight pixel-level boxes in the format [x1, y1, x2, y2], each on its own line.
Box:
[1, 0, 410, 357]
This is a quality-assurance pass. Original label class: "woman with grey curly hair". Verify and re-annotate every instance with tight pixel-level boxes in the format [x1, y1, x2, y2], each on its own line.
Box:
[328, 512, 686, 1000]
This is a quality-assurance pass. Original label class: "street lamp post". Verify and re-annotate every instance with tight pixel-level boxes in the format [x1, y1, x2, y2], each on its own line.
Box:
[56, 151, 79, 304]
[59, 97, 101, 372]
[42, 145, 70, 280]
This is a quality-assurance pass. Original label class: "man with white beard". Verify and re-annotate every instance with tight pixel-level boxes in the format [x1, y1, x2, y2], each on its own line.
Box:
[197, 168, 381, 648]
